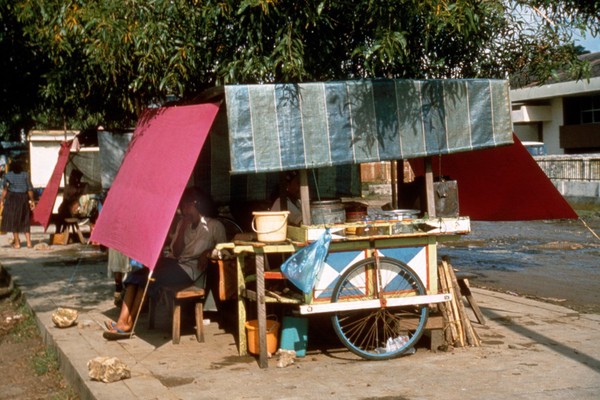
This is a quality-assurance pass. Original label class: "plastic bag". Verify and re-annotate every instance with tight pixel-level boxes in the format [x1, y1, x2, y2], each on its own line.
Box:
[280, 229, 331, 294]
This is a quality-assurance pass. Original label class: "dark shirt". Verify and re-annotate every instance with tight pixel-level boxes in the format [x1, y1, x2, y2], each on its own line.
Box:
[3, 171, 33, 193]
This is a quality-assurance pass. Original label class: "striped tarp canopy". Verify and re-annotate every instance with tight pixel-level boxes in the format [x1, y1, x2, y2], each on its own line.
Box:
[224, 79, 513, 174]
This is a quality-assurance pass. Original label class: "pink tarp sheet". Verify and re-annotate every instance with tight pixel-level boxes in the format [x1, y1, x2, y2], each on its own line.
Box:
[410, 134, 578, 221]
[31, 141, 71, 230]
[90, 103, 220, 269]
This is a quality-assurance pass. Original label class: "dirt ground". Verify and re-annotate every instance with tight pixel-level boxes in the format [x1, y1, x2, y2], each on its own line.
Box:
[1, 211, 600, 398]
[0, 290, 78, 400]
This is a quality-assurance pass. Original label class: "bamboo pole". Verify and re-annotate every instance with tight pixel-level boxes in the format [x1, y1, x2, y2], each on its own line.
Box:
[442, 258, 464, 346]
[437, 262, 457, 345]
[442, 256, 481, 347]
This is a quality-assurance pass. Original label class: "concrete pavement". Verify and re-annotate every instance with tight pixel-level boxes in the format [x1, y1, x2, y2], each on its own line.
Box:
[1, 226, 600, 399]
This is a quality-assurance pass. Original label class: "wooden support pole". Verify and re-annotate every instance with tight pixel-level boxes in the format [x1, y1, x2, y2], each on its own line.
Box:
[391, 160, 398, 209]
[299, 170, 311, 225]
[256, 253, 268, 368]
[424, 157, 436, 218]
[237, 256, 247, 356]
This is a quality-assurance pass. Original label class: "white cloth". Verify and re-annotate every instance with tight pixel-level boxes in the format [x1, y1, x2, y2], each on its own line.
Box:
[107, 248, 130, 277]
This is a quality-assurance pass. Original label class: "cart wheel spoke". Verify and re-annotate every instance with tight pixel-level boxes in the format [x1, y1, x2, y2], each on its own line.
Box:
[331, 257, 429, 360]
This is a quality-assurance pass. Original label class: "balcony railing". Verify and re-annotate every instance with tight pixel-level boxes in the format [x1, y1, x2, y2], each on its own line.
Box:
[535, 155, 600, 181]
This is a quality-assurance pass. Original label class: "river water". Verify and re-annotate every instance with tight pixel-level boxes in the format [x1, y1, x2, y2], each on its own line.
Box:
[438, 216, 600, 313]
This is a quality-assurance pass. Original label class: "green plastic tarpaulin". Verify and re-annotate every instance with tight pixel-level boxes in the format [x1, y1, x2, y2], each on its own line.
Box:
[225, 79, 513, 174]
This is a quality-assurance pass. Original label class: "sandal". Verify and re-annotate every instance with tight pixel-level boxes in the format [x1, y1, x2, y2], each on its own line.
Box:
[104, 321, 117, 331]
[103, 329, 133, 341]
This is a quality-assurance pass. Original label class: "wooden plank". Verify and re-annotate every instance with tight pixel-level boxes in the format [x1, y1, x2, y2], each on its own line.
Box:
[264, 271, 285, 279]
[299, 293, 451, 315]
[244, 289, 302, 304]
[457, 278, 486, 325]
[442, 258, 464, 346]
[437, 262, 457, 344]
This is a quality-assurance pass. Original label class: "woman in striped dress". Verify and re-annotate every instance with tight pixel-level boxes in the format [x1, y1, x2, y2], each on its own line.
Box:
[1, 160, 35, 248]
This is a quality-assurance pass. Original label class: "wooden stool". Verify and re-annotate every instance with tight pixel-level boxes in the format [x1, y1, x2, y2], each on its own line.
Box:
[63, 218, 86, 244]
[149, 286, 205, 344]
[454, 272, 485, 325]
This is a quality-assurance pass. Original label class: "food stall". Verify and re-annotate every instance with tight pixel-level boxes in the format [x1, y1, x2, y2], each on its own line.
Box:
[216, 79, 513, 366]
[91, 78, 514, 367]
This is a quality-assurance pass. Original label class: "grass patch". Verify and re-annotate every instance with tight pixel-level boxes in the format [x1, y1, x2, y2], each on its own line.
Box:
[7, 292, 62, 376]
[7, 291, 39, 342]
[32, 346, 60, 375]
[1, 269, 79, 399]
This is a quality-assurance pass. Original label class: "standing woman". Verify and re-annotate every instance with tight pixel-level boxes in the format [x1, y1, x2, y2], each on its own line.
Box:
[1, 160, 35, 248]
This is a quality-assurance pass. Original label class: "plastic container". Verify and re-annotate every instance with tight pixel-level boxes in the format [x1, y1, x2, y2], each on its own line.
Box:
[388, 209, 420, 220]
[252, 211, 290, 242]
[245, 319, 280, 355]
[311, 200, 346, 225]
[279, 316, 308, 357]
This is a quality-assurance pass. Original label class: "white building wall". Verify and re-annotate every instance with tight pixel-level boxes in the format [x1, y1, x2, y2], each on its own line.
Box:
[29, 143, 64, 189]
[28, 130, 78, 213]
[544, 97, 565, 155]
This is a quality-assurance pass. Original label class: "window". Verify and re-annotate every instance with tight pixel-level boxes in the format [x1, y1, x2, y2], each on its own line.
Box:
[564, 95, 600, 125]
[579, 95, 600, 124]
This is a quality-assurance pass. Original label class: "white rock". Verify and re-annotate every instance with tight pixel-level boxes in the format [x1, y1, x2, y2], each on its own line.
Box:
[87, 356, 131, 383]
[51, 307, 78, 328]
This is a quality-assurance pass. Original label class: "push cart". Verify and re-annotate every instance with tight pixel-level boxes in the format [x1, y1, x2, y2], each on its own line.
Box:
[214, 79, 512, 367]
[218, 212, 470, 366]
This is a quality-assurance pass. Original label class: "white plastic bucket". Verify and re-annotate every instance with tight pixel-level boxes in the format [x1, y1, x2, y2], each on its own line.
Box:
[252, 211, 290, 242]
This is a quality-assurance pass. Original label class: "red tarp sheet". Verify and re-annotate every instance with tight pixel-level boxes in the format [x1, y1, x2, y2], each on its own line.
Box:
[31, 141, 71, 230]
[90, 103, 220, 269]
[410, 135, 577, 221]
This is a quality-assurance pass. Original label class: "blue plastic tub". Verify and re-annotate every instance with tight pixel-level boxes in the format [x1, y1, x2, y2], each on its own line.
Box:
[279, 316, 308, 357]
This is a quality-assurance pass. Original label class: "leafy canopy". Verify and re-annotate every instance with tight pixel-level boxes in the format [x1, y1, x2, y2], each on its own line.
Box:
[1, 0, 598, 139]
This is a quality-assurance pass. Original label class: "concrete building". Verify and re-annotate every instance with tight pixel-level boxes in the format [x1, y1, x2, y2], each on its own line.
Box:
[510, 52, 600, 205]
[511, 52, 600, 155]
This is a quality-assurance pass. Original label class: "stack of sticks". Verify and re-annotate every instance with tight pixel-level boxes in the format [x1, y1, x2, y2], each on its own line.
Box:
[437, 256, 481, 347]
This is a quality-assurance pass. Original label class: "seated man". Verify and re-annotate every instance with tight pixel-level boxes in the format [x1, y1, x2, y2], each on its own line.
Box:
[55, 169, 87, 233]
[103, 187, 226, 339]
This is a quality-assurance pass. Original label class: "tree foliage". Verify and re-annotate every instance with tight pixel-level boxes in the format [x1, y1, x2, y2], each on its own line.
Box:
[1, 0, 598, 139]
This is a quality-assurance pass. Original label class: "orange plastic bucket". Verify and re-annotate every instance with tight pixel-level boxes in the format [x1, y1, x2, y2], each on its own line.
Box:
[245, 319, 280, 355]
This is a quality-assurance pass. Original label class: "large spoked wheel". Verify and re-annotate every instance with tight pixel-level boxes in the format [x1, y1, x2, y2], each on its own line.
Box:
[330, 256, 429, 360]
